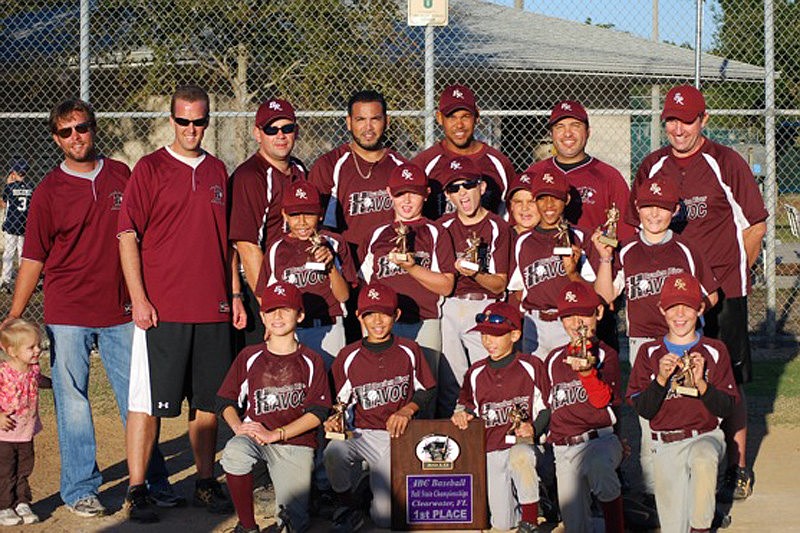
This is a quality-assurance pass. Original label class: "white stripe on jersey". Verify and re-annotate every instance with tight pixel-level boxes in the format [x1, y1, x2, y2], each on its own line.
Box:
[519, 359, 547, 415]
[267, 239, 281, 286]
[507, 230, 532, 294]
[338, 346, 360, 404]
[240, 349, 265, 420]
[387, 153, 405, 167]
[257, 168, 274, 247]
[487, 218, 500, 273]
[323, 234, 349, 317]
[398, 344, 425, 391]
[322, 152, 352, 228]
[486, 153, 509, 198]
[469, 365, 487, 414]
[359, 223, 392, 283]
[424, 155, 443, 176]
[701, 342, 721, 365]
[301, 353, 316, 388]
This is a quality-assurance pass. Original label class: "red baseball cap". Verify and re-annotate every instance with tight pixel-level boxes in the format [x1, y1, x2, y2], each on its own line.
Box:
[530, 170, 569, 202]
[255, 98, 296, 128]
[558, 281, 602, 318]
[357, 282, 398, 316]
[283, 180, 322, 216]
[636, 174, 679, 211]
[661, 85, 706, 123]
[470, 301, 522, 336]
[388, 163, 428, 196]
[659, 272, 703, 311]
[506, 172, 534, 201]
[438, 84, 478, 116]
[548, 100, 589, 128]
[443, 156, 482, 187]
[260, 282, 303, 313]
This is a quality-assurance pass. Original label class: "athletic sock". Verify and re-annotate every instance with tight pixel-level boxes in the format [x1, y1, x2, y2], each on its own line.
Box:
[225, 472, 256, 529]
[601, 495, 625, 533]
[521, 501, 539, 524]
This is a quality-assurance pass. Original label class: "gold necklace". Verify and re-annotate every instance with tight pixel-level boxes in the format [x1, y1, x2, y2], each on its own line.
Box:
[351, 149, 384, 180]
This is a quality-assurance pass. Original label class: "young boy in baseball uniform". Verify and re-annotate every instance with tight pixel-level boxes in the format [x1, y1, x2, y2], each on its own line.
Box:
[626, 272, 738, 533]
[217, 282, 331, 533]
[507, 172, 539, 235]
[545, 281, 625, 533]
[324, 281, 436, 532]
[451, 301, 547, 532]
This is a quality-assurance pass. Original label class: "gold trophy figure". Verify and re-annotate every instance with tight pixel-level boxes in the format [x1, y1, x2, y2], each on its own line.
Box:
[325, 395, 353, 441]
[459, 231, 482, 272]
[597, 203, 620, 248]
[553, 217, 573, 256]
[304, 230, 327, 271]
[505, 404, 534, 445]
[671, 350, 699, 397]
[388, 221, 412, 263]
[565, 320, 597, 367]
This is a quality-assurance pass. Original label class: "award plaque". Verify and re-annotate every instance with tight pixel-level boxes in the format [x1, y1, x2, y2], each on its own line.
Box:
[565, 320, 597, 367]
[391, 419, 488, 530]
[672, 350, 699, 397]
[324, 398, 353, 441]
[389, 221, 412, 263]
[597, 203, 620, 248]
[553, 217, 573, 256]
[504, 405, 533, 445]
[304, 230, 327, 271]
[459, 231, 482, 272]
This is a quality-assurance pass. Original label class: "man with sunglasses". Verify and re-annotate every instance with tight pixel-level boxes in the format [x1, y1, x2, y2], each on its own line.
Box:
[412, 84, 516, 219]
[626, 85, 768, 502]
[1, 99, 175, 518]
[437, 156, 512, 417]
[119, 85, 247, 522]
[230, 98, 307, 346]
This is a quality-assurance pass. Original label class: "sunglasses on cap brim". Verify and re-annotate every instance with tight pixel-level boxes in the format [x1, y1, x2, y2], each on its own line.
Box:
[55, 121, 95, 138]
[173, 116, 210, 128]
[445, 178, 481, 194]
[262, 123, 297, 136]
[475, 313, 510, 325]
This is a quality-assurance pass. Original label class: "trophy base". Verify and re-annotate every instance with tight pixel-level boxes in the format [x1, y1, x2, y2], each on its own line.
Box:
[305, 261, 327, 271]
[459, 260, 480, 272]
[565, 355, 595, 367]
[553, 246, 573, 256]
[389, 252, 411, 263]
[675, 385, 699, 397]
[325, 430, 352, 441]
[597, 235, 619, 248]
[505, 434, 533, 445]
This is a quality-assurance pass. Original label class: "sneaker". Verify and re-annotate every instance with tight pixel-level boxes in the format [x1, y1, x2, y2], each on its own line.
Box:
[192, 478, 234, 514]
[0, 508, 22, 526]
[148, 482, 187, 508]
[126, 484, 159, 523]
[330, 507, 364, 533]
[67, 495, 106, 517]
[517, 520, 540, 533]
[732, 466, 754, 500]
[14, 503, 39, 524]
[233, 522, 260, 533]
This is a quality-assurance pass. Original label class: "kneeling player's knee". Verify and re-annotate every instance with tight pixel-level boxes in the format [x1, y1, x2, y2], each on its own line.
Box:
[220, 435, 259, 475]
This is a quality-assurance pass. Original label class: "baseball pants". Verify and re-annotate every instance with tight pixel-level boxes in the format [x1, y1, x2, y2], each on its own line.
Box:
[0, 233, 23, 284]
[486, 444, 540, 530]
[629, 336, 657, 495]
[523, 309, 570, 360]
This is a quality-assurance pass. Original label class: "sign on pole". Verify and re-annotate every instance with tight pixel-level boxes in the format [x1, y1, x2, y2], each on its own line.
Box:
[408, 0, 448, 27]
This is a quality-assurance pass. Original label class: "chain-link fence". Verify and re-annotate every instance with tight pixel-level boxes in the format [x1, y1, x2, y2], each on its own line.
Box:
[1, 0, 797, 343]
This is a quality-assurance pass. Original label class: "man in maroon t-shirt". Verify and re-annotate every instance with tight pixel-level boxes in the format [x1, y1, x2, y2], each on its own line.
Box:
[229, 98, 307, 345]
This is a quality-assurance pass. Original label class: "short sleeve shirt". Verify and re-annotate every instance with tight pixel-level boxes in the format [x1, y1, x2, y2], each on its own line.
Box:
[2, 180, 34, 235]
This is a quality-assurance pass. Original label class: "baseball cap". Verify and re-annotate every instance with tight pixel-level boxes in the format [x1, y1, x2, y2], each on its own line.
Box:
[558, 281, 602, 318]
[661, 85, 706, 122]
[357, 282, 398, 316]
[438, 84, 478, 116]
[283, 180, 322, 216]
[659, 272, 703, 311]
[636, 174, 679, 210]
[548, 100, 589, 128]
[260, 282, 303, 313]
[388, 163, 428, 197]
[506, 172, 534, 201]
[9, 158, 28, 174]
[470, 301, 522, 336]
[529, 170, 569, 202]
[443, 156, 482, 187]
[255, 98, 296, 128]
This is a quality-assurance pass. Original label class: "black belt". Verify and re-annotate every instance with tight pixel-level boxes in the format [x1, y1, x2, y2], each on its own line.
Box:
[651, 428, 712, 444]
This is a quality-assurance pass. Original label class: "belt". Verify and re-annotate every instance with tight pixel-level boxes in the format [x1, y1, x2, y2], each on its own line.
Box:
[651, 428, 711, 444]
[554, 426, 614, 446]
[537, 309, 560, 322]
[456, 293, 494, 301]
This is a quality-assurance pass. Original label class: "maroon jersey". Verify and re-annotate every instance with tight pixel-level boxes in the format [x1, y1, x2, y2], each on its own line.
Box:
[332, 337, 436, 431]
[228, 152, 307, 249]
[359, 219, 456, 322]
[626, 337, 739, 433]
[544, 341, 621, 444]
[508, 225, 601, 312]
[440, 212, 512, 298]
[256, 231, 358, 322]
[308, 144, 406, 247]
[457, 353, 547, 452]
[413, 141, 515, 218]
[23, 159, 130, 327]
[618, 232, 719, 338]
[217, 343, 331, 448]
[525, 157, 635, 242]
[627, 139, 768, 298]
[118, 148, 230, 323]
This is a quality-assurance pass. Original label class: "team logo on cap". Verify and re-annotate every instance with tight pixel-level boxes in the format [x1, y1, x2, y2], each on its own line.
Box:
[402, 168, 414, 181]
[673, 92, 685, 106]
[564, 291, 577, 303]
[561, 102, 572, 111]
[449, 160, 462, 170]
[269, 100, 283, 110]
[542, 173, 554, 184]
[274, 284, 286, 296]
[452, 89, 464, 99]
[295, 187, 308, 199]
[674, 278, 687, 291]
[368, 288, 380, 300]
[649, 182, 663, 196]
[520, 174, 531, 183]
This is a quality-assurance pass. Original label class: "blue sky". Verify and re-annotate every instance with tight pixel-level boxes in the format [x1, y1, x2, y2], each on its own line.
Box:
[490, 0, 720, 50]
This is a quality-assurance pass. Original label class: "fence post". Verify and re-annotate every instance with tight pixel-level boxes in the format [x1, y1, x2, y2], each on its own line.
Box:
[424, 24, 435, 149]
[80, 0, 90, 102]
[764, 0, 777, 342]
[693, 0, 702, 88]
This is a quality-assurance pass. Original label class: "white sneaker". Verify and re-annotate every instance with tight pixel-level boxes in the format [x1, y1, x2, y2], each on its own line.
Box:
[14, 503, 39, 524]
[0, 508, 22, 526]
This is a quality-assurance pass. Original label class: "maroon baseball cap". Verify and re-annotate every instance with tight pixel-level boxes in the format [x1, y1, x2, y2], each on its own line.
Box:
[506, 172, 534, 201]
[636, 174, 679, 210]
[548, 100, 589, 128]
[283, 180, 322, 216]
[530, 170, 569, 202]
[659, 272, 703, 311]
[388, 163, 428, 196]
[661, 85, 706, 122]
[438, 84, 478, 116]
[470, 301, 522, 336]
[558, 281, 602, 318]
[443, 156, 482, 187]
[260, 281, 303, 313]
[255, 98, 296, 128]
[357, 282, 398, 316]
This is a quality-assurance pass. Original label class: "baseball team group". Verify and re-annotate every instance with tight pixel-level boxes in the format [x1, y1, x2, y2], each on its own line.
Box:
[0, 80, 767, 533]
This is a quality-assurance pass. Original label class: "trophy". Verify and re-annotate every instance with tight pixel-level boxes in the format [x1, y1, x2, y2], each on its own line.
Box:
[304, 230, 327, 271]
[553, 217, 573, 256]
[325, 395, 353, 441]
[597, 203, 620, 248]
[671, 351, 699, 397]
[459, 231, 482, 272]
[388, 221, 412, 263]
[505, 404, 534, 445]
[565, 320, 597, 367]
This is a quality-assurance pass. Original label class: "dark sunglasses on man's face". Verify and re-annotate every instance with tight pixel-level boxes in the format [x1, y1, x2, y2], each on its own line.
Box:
[445, 178, 481, 194]
[55, 121, 94, 139]
[261, 123, 297, 136]
[172, 116, 210, 128]
[475, 313, 508, 325]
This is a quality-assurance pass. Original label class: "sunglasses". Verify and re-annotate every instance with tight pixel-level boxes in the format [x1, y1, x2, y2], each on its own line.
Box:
[172, 116, 210, 128]
[55, 121, 94, 139]
[262, 123, 297, 136]
[475, 313, 508, 325]
[445, 178, 481, 194]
